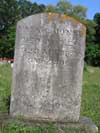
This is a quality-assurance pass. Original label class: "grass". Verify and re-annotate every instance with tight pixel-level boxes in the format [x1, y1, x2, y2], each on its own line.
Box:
[0, 121, 88, 133]
[0, 63, 100, 132]
[81, 66, 100, 129]
[0, 64, 12, 113]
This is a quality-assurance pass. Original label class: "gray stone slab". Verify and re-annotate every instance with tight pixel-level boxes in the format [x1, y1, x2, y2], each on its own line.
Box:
[10, 13, 86, 122]
[0, 114, 98, 133]
[79, 117, 98, 133]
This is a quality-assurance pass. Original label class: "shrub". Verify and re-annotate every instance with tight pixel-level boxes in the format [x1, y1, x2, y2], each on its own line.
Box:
[85, 44, 100, 66]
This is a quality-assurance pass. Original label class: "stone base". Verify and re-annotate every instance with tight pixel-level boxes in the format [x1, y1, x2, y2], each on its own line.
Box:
[56, 117, 98, 133]
[79, 117, 98, 133]
[0, 114, 98, 133]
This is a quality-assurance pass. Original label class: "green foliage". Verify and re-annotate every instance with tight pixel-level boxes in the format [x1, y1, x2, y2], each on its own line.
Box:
[18, 0, 45, 18]
[45, 0, 87, 21]
[85, 44, 100, 66]
[45, 5, 58, 13]
[85, 18, 100, 66]
[86, 19, 96, 43]
[0, 0, 19, 58]
[73, 5, 87, 19]
[0, 0, 45, 58]
[0, 0, 19, 34]
[0, 25, 16, 58]
[56, 0, 73, 15]
[94, 13, 100, 44]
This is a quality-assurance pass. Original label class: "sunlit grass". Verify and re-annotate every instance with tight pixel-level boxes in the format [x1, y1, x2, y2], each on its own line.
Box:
[0, 64, 100, 132]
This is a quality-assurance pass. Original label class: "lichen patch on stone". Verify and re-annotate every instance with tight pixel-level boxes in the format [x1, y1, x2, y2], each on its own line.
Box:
[47, 13, 86, 29]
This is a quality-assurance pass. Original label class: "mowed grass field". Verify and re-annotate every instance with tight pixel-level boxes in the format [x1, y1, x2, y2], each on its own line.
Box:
[0, 64, 12, 113]
[0, 64, 100, 133]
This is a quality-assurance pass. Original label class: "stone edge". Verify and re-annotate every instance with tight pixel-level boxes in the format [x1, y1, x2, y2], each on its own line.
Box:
[17, 13, 86, 29]
[0, 114, 98, 133]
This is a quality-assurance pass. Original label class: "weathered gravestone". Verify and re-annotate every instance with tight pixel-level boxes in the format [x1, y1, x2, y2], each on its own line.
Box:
[10, 13, 86, 122]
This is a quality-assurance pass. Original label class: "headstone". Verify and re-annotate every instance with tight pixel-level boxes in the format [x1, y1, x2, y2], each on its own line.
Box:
[10, 13, 86, 122]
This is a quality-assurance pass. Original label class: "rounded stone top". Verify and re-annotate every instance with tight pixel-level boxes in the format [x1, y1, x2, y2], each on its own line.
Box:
[18, 13, 86, 27]
[17, 13, 86, 37]
[47, 12, 86, 26]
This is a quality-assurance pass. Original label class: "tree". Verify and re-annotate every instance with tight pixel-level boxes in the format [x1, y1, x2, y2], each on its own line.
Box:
[85, 44, 100, 66]
[73, 5, 87, 20]
[0, 25, 16, 58]
[18, 0, 33, 18]
[45, 0, 87, 22]
[85, 18, 100, 66]
[94, 13, 100, 44]
[86, 19, 96, 44]
[0, 0, 19, 58]
[45, 5, 57, 13]
[18, 0, 45, 18]
[0, 0, 45, 58]
[0, 0, 19, 35]
[56, 0, 73, 15]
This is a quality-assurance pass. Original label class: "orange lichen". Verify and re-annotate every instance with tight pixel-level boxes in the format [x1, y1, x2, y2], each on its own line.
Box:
[61, 14, 70, 21]
[48, 12, 52, 22]
[47, 12, 59, 22]
[70, 17, 80, 25]
[47, 12, 86, 29]
[79, 25, 86, 36]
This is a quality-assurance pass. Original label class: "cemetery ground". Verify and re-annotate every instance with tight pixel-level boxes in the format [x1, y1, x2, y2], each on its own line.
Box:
[0, 64, 100, 133]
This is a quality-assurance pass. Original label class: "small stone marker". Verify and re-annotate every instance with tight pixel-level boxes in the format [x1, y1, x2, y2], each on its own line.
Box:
[10, 13, 86, 122]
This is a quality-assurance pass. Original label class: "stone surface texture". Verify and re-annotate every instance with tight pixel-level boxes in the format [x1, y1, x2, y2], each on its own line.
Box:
[79, 117, 98, 133]
[10, 13, 86, 122]
[0, 115, 98, 133]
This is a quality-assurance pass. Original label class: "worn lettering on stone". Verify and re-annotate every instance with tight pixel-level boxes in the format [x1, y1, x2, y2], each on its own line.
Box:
[10, 13, 86, 122]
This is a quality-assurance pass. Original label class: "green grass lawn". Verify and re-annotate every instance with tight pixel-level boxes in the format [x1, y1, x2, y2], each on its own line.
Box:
[0, 121, 88, 133]
[0, 64, 12, 113]
[0, 64, 100, 133]
[81, 66, 100, 130]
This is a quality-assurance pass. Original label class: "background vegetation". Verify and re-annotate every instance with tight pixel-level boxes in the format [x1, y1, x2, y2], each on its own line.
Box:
[0, 0, 100, 66]
[0, 0, 45, 58]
